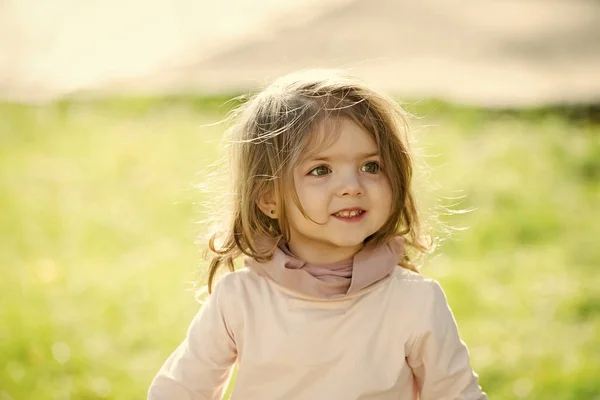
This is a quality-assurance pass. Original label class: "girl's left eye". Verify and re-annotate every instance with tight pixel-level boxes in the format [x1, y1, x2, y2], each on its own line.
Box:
[361, 161, 380, 174]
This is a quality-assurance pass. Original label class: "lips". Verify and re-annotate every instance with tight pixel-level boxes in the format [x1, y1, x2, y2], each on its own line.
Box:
[332, 208, 366, 218]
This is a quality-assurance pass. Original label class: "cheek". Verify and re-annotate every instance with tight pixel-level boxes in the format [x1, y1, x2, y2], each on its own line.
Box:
[284, 187, 314, 217]
[367, 176, 392, 195]
[295, 180, 330, 209]
[371, 178, 393, 211]
[285, 187, 331, 229]
[383, 180, 393, 201]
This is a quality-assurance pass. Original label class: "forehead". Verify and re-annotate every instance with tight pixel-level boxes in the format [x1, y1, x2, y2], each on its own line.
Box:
[301, 117, 378, 161]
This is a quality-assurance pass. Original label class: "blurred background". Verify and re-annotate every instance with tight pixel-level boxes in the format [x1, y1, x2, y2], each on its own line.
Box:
[1, 0, 599, 399]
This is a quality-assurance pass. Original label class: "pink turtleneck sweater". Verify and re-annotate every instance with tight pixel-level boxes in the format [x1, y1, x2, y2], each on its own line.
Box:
[250, 237, 404, 298]
[149, 238, 487, 400]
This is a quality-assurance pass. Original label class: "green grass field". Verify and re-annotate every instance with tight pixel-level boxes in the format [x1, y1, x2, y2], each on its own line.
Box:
[1, 97, 599, 400]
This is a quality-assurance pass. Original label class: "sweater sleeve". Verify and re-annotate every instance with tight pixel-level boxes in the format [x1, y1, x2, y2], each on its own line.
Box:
[148, 279, 237, 400]
[406, 280, 487, 400]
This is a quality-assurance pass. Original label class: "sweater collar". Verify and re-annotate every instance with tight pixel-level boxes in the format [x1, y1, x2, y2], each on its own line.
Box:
[246, 236, 405, 299]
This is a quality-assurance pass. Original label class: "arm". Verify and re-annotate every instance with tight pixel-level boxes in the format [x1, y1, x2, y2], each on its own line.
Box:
[148, 280, 237, 400]
[406, 281, 487, 400]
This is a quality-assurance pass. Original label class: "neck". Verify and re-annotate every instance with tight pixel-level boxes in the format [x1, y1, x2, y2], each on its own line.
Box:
[286, 241, 362, 264]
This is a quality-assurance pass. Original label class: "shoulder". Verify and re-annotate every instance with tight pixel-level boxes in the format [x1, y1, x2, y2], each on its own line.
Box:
[199, 269, 268, 327]
[388, 267, 439, 288]
[210, 267, 273, 305]
[387, 267, 450, 315]
[212, 267, 264, 292]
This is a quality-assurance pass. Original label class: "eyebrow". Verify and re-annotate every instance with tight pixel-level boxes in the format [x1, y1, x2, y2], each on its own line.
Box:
[305, 151, 380, 162]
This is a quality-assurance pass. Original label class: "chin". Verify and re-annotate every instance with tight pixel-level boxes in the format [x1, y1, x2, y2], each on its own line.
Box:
[330, 235, 371, 249]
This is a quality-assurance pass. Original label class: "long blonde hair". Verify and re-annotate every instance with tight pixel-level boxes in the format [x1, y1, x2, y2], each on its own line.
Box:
[204, 69, 431, 293]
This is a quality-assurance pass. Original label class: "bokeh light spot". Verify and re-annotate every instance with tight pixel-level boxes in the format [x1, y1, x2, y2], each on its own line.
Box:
[36, 258, 57, 284]
[89, 376, 111, 398]
[5, 361, 25, 382]
[51, 342, 71, 365]
[513, 378, 533, 398]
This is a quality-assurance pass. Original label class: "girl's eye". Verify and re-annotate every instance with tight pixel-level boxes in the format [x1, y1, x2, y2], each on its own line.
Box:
[308, 165, 331, 176]
[361, 161, 380, 174]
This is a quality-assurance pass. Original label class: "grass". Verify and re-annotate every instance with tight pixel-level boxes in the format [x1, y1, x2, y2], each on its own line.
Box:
[0, 97, 599, 400]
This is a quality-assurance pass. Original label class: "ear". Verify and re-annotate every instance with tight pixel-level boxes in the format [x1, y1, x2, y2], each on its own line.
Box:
[256, 189, 279, 219]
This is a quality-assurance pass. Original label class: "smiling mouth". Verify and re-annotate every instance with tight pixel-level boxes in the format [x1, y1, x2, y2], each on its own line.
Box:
[332, 209, 366, 218]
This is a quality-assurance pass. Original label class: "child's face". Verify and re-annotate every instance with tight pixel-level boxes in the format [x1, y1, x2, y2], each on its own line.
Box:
[285, 118, 393, 263]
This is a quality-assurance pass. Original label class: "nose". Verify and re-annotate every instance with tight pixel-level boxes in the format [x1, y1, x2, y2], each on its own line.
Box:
[337, 170, 364, 197]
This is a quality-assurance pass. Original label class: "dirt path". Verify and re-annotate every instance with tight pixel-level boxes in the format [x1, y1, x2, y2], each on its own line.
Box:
[1, 0, 599, 106]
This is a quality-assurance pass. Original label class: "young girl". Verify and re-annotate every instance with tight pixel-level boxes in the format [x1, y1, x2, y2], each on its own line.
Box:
[148, 70, 487, 399]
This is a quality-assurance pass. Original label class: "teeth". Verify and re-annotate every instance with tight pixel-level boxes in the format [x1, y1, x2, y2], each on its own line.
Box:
[335, 210, 363, 217]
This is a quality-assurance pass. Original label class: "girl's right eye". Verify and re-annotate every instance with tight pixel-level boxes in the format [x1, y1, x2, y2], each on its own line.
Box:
[308, 165, 331, 176]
